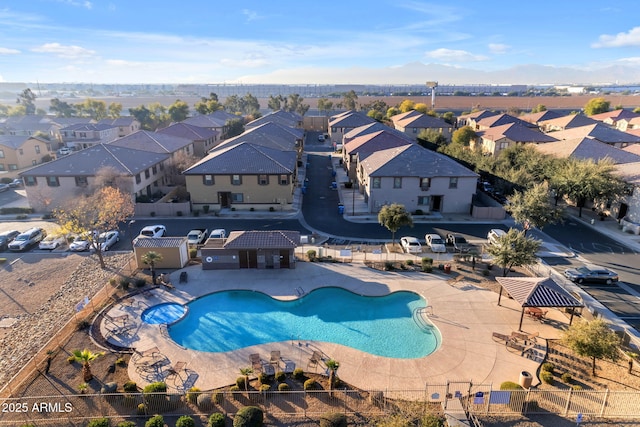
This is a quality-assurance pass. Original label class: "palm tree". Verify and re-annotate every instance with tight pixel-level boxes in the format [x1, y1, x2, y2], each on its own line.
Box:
[239, 367, 253, 392]
[141, 251, 163, 285]
[325, 359, 340, 396]
[72, 349, 105, 382]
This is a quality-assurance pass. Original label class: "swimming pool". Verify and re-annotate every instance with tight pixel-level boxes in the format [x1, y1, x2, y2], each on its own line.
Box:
[168, 288, 440, 359]
[142, 302, 187, 325]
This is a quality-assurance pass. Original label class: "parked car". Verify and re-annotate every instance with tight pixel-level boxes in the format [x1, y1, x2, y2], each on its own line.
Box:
[209, 229, 227, 240]
[95, 230, 120, 251]
[187, 228, 209, 246]
[400, 236, 422, 254]
[8, 227, 46, 251]
[318, 134, 325, 142]
[39, 234, 66, 250]
[487, 229, 507, 245]
[69, 235, 91, 252]
[138, 225, 166, 238]
[9, 178, 22, 188]
[0, 230, 20, 251]
[0, 183, 9, 192]
[445, 233, 471, 253]
[425, 234, 447, 253]
[564, 266, 619, 285]
[57, 147, 72, 155]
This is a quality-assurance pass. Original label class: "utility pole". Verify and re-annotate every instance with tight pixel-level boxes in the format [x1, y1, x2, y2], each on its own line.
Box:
[426, 81, 438, 110]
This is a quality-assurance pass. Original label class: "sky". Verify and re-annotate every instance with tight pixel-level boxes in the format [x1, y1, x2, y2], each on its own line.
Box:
[1, 0, 640, 85]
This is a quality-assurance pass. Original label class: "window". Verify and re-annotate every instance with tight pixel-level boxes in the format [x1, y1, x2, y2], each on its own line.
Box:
[413, 127, 418, 133]
[231, 175, 242, 185]
[0, 164, 4, 171]
[231, 193, 244, 202]
[449, 177, 458, 189]
[203, 174, 214, 186]
[499, 142, 509, 150]
[420, 177, 431, 190]
[418, 196, 430, 206]
[18, 149, 23, 155]
[152, 165, 157, 175]
[0, 149, 4, 158]
[31, 160, 37, 166]
[47, 176, 59, 187]
[258, 174, 268, 185]
[10, 164, 18, 170]
[393, 177, 402, 189]
[144, 169, 150, 179]
[331, 127, 336, 132]
[159, 162, 164, 171]
[372, 177, 381, 189]
[75, 176, 88, 187]
[35, 145, 41, 154]
[279, 175, 289, 185]
[25, 176, 37, 186]
[135, 173, 141, 184]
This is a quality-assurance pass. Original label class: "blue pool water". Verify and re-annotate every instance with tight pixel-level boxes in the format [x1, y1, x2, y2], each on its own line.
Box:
[168, 288, 440, 359]
[142, 302, 187, 324]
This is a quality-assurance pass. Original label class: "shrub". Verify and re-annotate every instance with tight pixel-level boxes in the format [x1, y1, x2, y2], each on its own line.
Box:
[119, 278, 130, 290]
[0, 258, 6, 264]
[293, 368, 305, 381]
[189, 247, 198, 259]
[203, 205, 210, 214]
[303, 379, 318, 390]
[561, 372, 572, 383]
[117, 422, 137, 427]
[384, 261, 394, 271]
[136, 403, 147, 415]
[259, 384, 270, 392]
[233, 406, 263, 427]
[186, 386, 201, 404]
[116, 357, 127, 367]
[541, 362, 555, 374]
[421, 257, 434, 272]
[150, 211, 156, 217]
[275, 371, 285, 382]
[87, 418, 109, 427]
[145, 415, 164, 427]
[176, 415, 195, 427]
[196, 393, 213, 411]
[319, 412, 348, 427]
[143, 382, 167, 407]
[123, 381, 137, 393]
[250, 207, 255, 212]
[572, 384, 583, 390]
[135, 278, 146, 287]
[278, 383, 290, 391]
[414, 209, 424, 215]
[500, 381, 523, 390]
[306, 249, 317, 262]
[101, 382, 118, 394]
[67, 355, 76, 364]
[258, 372, 269, 384]
[230, 385, 241, 400]
[236, 376, 246, 389]
[208, 412, 225, 427]
[540, 371, 554, 384]
[269, 206, 275, 212]
[406, 259, 414, 266]
[193, 210, 200, 217]
[76, 319, 90, 330]
[482, 268, 491, 276]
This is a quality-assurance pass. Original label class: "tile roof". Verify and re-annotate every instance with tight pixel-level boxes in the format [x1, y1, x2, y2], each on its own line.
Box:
[343, 122, 412, 143]
[217, 121, 302, 152]
[589, 109, 640, 122]
[183, 142, 296, 175]
[532, 137, 640, 164]
[360, 144, 478, 178]
[495, 277, 583, 308]
[539, 114, 598, 130]
[344, 130, 413, 160]
[19, 143, 169, 177]
[224, 230, 300, 249]
[157, 122, 219, 140]
[0, 135, 47, 149]
[60, 123, 116, 132]
[614, 161, 640, 185]
[476, 113, 537, 129]
[181, 114, 228, 128]
[519, 110, 562, 124]
[133, 237, 187, 248]
[477, 123, 558, 143]
[546, 123, 640, 145]
[328, 111, 376, 128]
[623, 144, 640, 155]
[107, 130, 193, 154]
[246, 110, 302, 129]
[97, 117, 139, 126]
[391, 111, 452, 129]
[457, 110, 500, 121]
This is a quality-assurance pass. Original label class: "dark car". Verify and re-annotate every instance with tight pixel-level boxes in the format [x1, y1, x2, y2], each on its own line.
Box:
[9, 178, 23, 188]
[564, 266, 619, 285]
[445, 233, 471, 252]
[0, 183, 9, 192]
[0, 230, 20, 251]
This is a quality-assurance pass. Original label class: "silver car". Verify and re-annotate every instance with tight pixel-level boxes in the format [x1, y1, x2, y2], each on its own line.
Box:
[564, 266, 619, 285]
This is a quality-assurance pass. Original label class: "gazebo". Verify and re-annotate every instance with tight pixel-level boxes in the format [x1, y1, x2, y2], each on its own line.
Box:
[495, 276, 584, 331]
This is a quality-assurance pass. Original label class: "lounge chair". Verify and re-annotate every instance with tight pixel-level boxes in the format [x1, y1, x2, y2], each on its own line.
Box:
[250, 354, 263, 373]
[307, 350, 322, 371]
[135, 346, 160, 360]
[270, 350, 282, 368]
[262, 362, 275, 376]
[166, 361, 187, 381]
[104, 313, 129, 325]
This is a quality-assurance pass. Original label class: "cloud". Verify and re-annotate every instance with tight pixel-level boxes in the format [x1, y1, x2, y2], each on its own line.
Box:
[242, 9, 262, 22]
[425, 48, 488, 62]
[592, 27, 640, 48]
[54, 0, 93, 9]
[0, 47, 20, 54]
[31, 42, 96, 58]
[488, 43, 509, 54]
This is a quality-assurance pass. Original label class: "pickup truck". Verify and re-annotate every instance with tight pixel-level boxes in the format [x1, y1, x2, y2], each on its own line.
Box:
[187, 228, 209, 246]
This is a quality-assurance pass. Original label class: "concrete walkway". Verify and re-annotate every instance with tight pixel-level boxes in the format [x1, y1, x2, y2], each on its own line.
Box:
[101, 261, 570, 393]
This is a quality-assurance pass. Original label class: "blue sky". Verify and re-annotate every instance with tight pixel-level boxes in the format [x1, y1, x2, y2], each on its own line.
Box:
[1, 0, 640, 85]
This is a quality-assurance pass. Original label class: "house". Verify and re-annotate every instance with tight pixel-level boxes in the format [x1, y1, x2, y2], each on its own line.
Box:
[617, 116, 640, 132]
[539, 114, 598, 133]
[218, 121, 304, 157]
[612, 162, 640, 223]
[107, 130, 195, 158]
[201, 230, 299, 270]
[356, 143, 478, 214]
[343, 122, 412, 145]
[245, 110, 303, 130]
[520, 110, 562, 126]
[456, 110, 500, 128]
[542, 123, 640, 148]
[183, 142, 297, 211]
[181, 113, 232, 139]
[19, 144, 170, 211]
[589, 109, 640, 131]
[474, 123, 557, 156]
[0, 115, 61, 140]
[328, 111, 376, 144]
[532, 137, 640, 164]
[157, 122, 220, 157]
[474, 113, 538, 131]
[0, 135, 55, 173]
[97, 117, 141, 137]
[59, 123, 120, 150]
[342, 130, 413, 181]
[390, 110, 453, 141]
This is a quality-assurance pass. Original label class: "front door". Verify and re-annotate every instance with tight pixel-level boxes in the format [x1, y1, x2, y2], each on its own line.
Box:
[279, 250, 290, 268]
[431, 195, 442, 212]
[218, 192, 231, 208]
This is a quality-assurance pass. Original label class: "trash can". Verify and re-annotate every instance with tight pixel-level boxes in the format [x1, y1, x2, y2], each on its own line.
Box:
[338, 204, 344, 214]
[444, 264, 451, 274]
[331, 181, 338, 189]
[519, 371, 532, 389]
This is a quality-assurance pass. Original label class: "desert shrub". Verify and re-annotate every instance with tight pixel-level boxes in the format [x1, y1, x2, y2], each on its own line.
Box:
[176, 415, 195, 427]
[572, 384, 583, 390]
[87, 418, 109, 427]
[101, 382, 117, 394]
[76, 319, 90, 330]
[258, 372, 269, 384]
[145, 415, 164, 427]
[230, 385, 241, 400]
[186, 387, 201, 404]
[406, 259, 414, 266]
[307, 249, 317, 261]
[135, 278, 146, 287]
[233, 406, 263, 427]
[67, 355, 76, 364]
[500, 381, 523, 390]
[213, 391, 223, 404]
[540, 371, 554, 384]
[119, 278, 130, 289]
[189, 248, 198, 259]
[384, 261, 394, 271]
[421, 257, 433, 272]
[115, 357, 127, 367]
[143, 382, 167, 394]
[136, 403, 147, 415]
[208, 412, 225, 427]
[303, 379, 319, 390]
[275, 371, 285, 382]
[143, 382, 167, 407]
[293, 368, 305, 381]
[0, 258, 6, 264]
[259, 384, 270, 392]
[541, 362, 555, 374]
[123, 381, 137, 393]
[561, 372, 572, 383]
[196, 393, 213, 411]
[117, 422, 136, 427]
[278, 383, 290, 391]
[414, 209, 424, 215]
[109, 278, 117, 286]
[319, 412, 348, 427]
[269, 206, 275, 212]
[236, 376, 246, 389]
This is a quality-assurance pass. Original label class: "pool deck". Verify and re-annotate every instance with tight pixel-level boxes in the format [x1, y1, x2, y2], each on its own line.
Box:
[102, 262, 569, 392]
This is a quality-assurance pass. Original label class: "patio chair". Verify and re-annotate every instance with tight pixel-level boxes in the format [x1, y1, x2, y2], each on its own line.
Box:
[104, 313, 129, 325]
[270, 350, 282, 368]
[250, 353, 263, 373]
[134, 346, 160, 360]
[307, 350, 323, 371]
[166, 361, 187, 381]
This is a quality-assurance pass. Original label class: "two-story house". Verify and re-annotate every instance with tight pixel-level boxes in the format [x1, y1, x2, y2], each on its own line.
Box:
[0, 135, 55, 174]
[328, 111, 376, 145]
[60, 123, 120, 150]
[342, 130, 413, 181]
[543, 123, 640, 149]
[390, 110, 453, 141]
[474, 123, 558, 156]
[97, 117, 141, 137]
[157, 122, 220, 157]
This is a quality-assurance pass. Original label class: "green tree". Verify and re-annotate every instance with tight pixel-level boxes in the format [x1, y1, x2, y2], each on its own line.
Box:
[451, 126, 476, 145]
[386, 107, 400, 118]
[76, 98, 108, 120]
[286, 93, 309, 116]
[17, 88, 36, 115]
[267, 94, 284, 111]
[239, 367, 252, 392]
[49, 98, 76, 117]
[531, 104, 547, 113]
[317, 97, 333, 115]
[414, 102, 429, 113]
[441, 111, 455, 125]
[141, 251, 163, 285]
[129, 105, 152, 129]
[418, 129, 447, 146]
[72, 349, 105, 382]
[484, 228, 541, 277]
[195, 92, 223, 114]
[243, 93, 261, 116]
[584, 97, 610, 115]
[342, 90, 358, 110]
[399, 99, 415, 113]
[325, 359, 340, 395]
[108, 102, 122, 118]
[505, 182, 564, 234]
[168, 99, 190, 122]
[562, 319, 620, 376]
[225, 118, 245, 139]
[378, 204, 413, 245]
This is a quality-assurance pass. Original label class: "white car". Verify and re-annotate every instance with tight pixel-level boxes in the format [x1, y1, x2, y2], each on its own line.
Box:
[138, 225, 166, 238]
[95, 230, 120, 251]
[39, 235, 66, 250]
[400, 236, 422, 254]
[487, 229, 507, 245]
[425, 234, 447, 253]
[69, 235, 91, 252]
